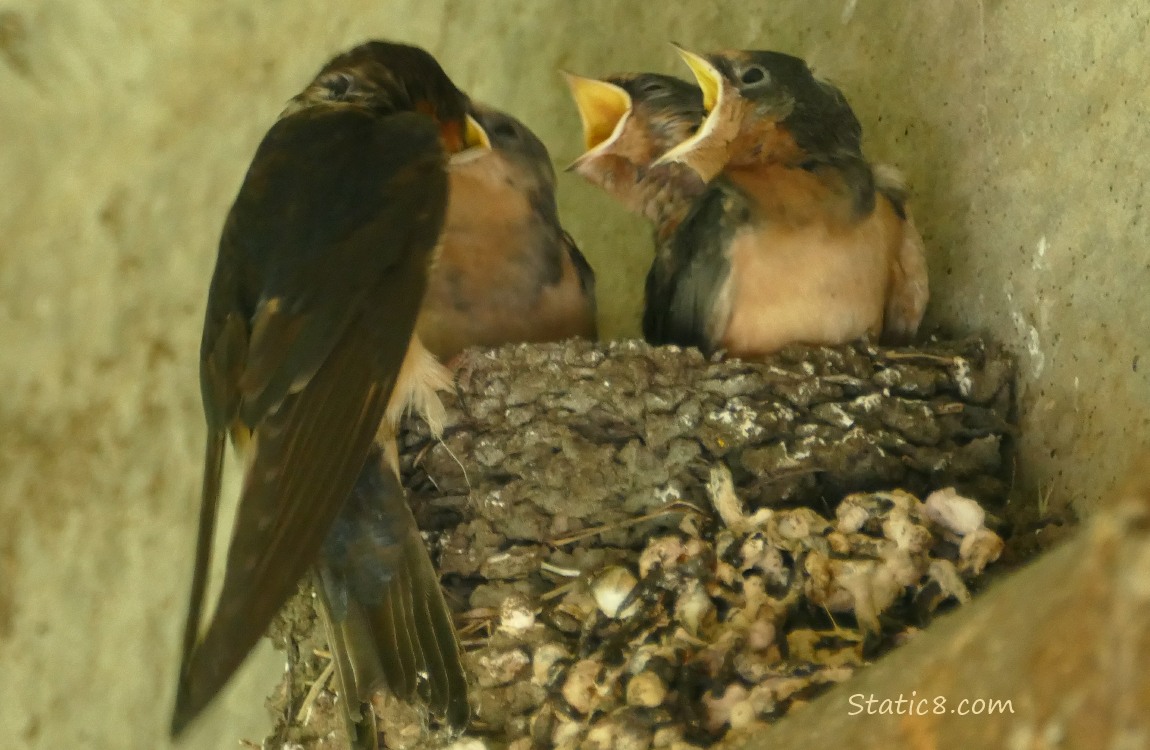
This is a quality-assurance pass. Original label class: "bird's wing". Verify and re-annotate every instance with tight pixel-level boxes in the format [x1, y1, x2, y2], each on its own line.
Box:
[562, 229, 599, 326]
[642, 182, 741, 352]
[880, 195, 930, 343]
[173, 106, 447, 734]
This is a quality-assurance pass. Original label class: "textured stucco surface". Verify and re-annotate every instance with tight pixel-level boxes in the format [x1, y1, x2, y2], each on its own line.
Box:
[0, 2, 1146, 749]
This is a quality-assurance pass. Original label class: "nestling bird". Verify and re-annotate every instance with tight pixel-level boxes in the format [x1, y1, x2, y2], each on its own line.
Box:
[645, 46, 929, 356]
[171, 40, 489, 745]
[416, 101, 598, 362]
[564, 71, 707, 238]
[564, 71, 720, 354]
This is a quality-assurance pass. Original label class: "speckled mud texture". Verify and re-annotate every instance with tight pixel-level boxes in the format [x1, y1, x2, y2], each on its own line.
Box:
[264, 338, 1018, 749]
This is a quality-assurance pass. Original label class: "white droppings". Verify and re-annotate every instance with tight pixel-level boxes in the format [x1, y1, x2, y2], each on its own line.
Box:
[927, 559, 971, 604]
[562, 659, 608, 715]
[1027, 325, 1045, 376]
[591, 566, 639, 618]
[498, 595, 537, 635]
[1031, 235, 1048, 271]
[789, 446, 812, 462]
[836, 496, 872, 534]
[841, 0, 859, 23]
[708, 400, 763, 438]
[626, 671, 668, 707]
[531, 643, 570, 687]
[708, 463, 746, 531]
[1011, 310, 1046, 377]
[953, 357, 973, 398]
[475, 649, 531, 688]
[819, 403, 855, 428]
[924, 487, 985, 536]
[655, 483, 680, 505]
[639, 536, 688, 578]
[853, 392, 884, 412]
[959, 527, 1005, 575]
[674, 579, 714, 635]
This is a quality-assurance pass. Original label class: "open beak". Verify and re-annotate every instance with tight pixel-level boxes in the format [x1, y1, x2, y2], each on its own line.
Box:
[673, 44, 722, 114]
[563, 72, 633, 159]
[653, 44, 726, 169]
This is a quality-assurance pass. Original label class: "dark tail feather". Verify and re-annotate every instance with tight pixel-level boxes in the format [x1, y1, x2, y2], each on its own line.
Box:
[314, 574, 381, 750]
[316, 447, 470, 740]
[171, 429, 227, 736]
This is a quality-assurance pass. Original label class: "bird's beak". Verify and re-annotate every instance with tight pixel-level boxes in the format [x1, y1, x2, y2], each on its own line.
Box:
[563, 72, 633, 154]
[672, 44, 723, 114]
[464, 114, 492, 151]
[440, 113, 492, 158]
[446, 113, 493, 167]
[653, 44, 727, 171]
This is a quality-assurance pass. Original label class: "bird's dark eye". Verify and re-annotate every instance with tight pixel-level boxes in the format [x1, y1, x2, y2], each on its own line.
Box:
[640, 80, 664, 95]
[740, 66, 767, 85]
[492, 122, 517, 139]
[322, 72, 355, 99]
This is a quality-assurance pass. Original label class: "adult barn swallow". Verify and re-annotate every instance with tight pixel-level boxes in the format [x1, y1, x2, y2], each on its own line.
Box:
[172, 41, 487, 741]
[565, 71, 706, 237]
[416, 102, 598, 362]
[646, 47, 928, 355]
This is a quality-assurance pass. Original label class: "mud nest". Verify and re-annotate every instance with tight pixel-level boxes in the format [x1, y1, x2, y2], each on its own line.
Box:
[264, 337, 1017, 749]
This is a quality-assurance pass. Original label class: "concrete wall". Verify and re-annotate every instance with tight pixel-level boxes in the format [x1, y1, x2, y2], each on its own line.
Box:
[1, 1, 1146, 748]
